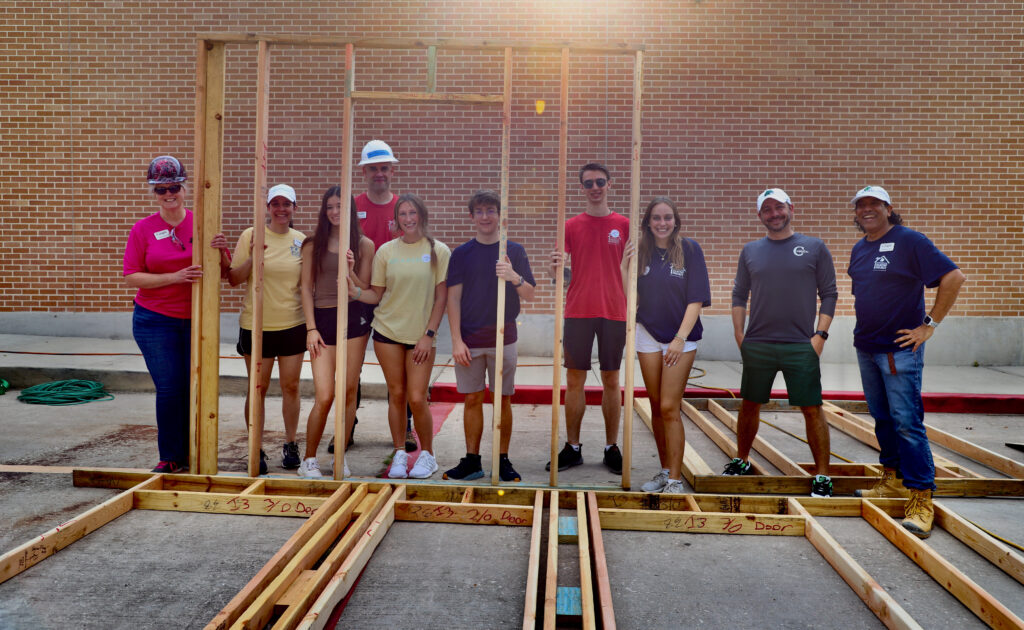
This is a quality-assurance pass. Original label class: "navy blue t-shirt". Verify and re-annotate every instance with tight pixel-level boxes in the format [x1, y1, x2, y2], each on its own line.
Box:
[446, 239, 536, 348]
[636, 238, 712, 343]
[848, 225, 958, 354]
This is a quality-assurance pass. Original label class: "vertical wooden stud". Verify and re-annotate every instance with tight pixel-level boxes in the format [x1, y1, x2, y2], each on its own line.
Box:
[550, 48, 569, 488]
[425, 45, 437, 94]
[334, 43, 356, 480]
[492, 47, 512, 485]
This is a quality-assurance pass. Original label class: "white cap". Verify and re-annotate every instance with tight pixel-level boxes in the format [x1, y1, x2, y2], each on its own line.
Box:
[358, 139, 399, 166]
[267, 184, 296, 204]
[756, 188, 791, 213]
[851, 185, 891, 206]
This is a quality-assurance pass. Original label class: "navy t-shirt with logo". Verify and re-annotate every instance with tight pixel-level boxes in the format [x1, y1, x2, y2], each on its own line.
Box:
[446, 239, 536, 348]
[636, 238, 712, 343]
[848, 224, 958, 354]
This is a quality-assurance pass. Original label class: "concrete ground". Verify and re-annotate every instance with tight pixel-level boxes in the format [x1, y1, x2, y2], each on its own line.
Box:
[0, 334, 1022, 628]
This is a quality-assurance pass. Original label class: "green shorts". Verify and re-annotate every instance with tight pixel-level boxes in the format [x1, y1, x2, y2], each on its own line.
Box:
[739, 341, 822, 406]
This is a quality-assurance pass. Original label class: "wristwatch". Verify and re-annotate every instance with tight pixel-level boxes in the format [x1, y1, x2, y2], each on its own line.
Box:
[513, 275, 524, 288]
[923, 315, 939, 328]
[813, 330, 829, 340]
[425, 329, 436, 338]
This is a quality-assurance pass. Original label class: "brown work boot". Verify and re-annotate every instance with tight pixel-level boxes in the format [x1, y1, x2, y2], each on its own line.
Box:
[855, 467, 910, 498]
[901, 488, 934, 539]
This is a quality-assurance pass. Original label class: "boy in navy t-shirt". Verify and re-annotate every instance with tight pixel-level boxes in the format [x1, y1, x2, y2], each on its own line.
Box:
[848, 185, 965, 539]
[444, 190, 536, 482]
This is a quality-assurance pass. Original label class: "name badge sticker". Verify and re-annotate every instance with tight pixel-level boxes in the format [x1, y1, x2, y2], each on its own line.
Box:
[357, 211, 367, 219]
[421, 254, 431, 263]
[879, 242, 895, 252]
[154, 229, 170, 240]
[293, 238, 303, 249]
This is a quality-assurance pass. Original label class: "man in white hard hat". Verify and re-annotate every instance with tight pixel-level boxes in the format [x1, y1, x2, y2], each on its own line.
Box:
[727, 188, 837, 499]
[356, 139, 401, 250]
[848, 185, 965, 539]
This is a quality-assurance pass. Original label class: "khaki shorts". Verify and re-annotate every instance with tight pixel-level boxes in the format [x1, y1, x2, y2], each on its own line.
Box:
[454, 344, 517, 396]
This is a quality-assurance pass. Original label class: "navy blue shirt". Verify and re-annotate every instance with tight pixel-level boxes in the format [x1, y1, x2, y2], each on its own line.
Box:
[848, 224, 958, 354]
[636, 238, 711, 343]
[446, 239, 536, 348]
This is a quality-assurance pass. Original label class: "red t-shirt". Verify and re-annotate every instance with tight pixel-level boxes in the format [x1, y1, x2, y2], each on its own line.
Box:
[355, 192, 399, 251]
[564, 211, 630, 320]
[123, 211, 194, 319]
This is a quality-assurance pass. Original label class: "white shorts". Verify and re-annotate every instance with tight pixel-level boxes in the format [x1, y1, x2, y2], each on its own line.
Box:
[636, 323, 698, 355]
[454, 344, 517, 396]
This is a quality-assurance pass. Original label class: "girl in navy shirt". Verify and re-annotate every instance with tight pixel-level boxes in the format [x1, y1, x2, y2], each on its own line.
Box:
[624, 196, 711, 494]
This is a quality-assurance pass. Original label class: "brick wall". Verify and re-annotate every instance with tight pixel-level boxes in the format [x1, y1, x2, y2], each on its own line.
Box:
[2, 1, 1022, 318]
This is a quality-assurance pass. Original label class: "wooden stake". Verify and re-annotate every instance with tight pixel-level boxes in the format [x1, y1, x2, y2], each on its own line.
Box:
[189, 39, 206, 475]
[523, 490, 544, 629]
[621, 50, 643, 490]
[586, 492, 616, 630]
[543, 490, 560, 628]
[333, 43, 355, 480]
[247, 40, 271, 478]
[550, 48, 569, 488]
[491, 47, 513, 485]
[576, 492, 596, 630]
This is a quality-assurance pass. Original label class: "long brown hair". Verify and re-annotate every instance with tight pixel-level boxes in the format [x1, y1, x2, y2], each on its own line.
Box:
[395, 193, 437, 269]
[305, 186, 364, 288]
[639, 196, 687, 271]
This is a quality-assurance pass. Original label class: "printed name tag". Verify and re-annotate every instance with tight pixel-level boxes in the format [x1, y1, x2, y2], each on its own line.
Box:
[879, 242, 894, 252]
[293, 238, 303, 248]
[357, 211, 367, 219]
[154, 229, 170, 240]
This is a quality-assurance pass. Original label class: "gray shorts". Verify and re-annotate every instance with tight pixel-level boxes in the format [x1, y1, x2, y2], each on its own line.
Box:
[454, 344, 517, 396]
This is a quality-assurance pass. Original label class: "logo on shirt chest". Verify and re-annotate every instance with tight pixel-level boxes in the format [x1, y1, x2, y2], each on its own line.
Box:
[290, 238, 302, 257]
[607, 229, 622, 245]
[873, 255, 890, 271]
[793, 245, 808, 257]
[669, 267, 687, 279]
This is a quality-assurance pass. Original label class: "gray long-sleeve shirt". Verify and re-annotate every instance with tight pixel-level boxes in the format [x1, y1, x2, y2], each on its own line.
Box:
[732, 233, 838, 344]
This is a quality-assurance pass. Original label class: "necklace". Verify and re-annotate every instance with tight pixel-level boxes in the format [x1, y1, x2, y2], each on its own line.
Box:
[657, 247, 667, 262]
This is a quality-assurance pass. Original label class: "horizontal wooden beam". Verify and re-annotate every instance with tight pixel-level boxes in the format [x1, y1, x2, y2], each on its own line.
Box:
[196, 34, 643, 53]
[933, 500, 1024, 586]
[351, 90, 502, 103]
[691, 475, 1024, 497]
[134, 490, 326, 518]
[597, 508, 805, 536]
[925, 423, 1024, 479]
[395, 500, 532, 526]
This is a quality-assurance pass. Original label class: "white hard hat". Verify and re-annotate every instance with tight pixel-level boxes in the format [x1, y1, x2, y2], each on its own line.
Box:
[756, 188, 791, 213]
[267, 184, 296, 204]
[851, 185, 891, 206]
[358, 140, 399, 166]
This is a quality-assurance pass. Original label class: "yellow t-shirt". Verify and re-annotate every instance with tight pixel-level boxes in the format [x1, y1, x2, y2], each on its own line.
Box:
[233, 226, 305, 331]
[371, 237, 450, 344]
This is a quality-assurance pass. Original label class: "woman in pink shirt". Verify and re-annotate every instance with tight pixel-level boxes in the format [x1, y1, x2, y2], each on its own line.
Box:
[123, 156, 229, 473]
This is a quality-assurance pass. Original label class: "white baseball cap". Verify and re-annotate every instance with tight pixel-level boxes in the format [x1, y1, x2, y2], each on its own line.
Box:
[358, 139, 399, 166]
[267, 184, 296, 204]
[756, 188, 791, 213]
[851, 185, 891, 206]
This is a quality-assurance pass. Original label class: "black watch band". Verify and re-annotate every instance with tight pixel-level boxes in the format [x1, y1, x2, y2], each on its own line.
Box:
[814, 330, 829, 340]
[425, 329, 436, 338]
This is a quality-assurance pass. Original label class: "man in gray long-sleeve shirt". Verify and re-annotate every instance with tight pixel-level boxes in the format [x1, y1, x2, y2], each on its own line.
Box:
[727, 188, 838, 497]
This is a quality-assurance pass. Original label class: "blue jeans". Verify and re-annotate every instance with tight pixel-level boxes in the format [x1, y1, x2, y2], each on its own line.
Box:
[856, 347, 936, 490]
[133, 303, 191, 464]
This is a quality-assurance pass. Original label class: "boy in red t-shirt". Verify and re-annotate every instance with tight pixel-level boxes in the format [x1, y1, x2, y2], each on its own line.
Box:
[548, 163, 629, 475]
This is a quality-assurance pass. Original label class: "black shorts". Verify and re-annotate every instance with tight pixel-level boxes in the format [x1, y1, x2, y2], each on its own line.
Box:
[314, 304, 371, 346]
[372, 328, 416, 351]
[237, 323, 306, 358]
[563, 317, 626, 371]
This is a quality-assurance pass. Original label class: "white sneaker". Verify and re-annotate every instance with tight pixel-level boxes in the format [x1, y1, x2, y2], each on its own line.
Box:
[343, 460, 351, 477]
[408, 451, 438, 479]
[298, 457, 322, 479]
[641, 470, 670, 493]
[662, 479, 685, 494]
[388, 449, 409, 479]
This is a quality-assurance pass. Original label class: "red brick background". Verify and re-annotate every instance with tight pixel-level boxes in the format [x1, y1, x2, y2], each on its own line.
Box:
[2, 1, 1021, 317]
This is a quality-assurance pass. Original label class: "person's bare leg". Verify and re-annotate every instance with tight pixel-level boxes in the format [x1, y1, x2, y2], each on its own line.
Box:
[374, 340, 408, 450]
[499, 395, 514, 454]
[660, 350, 696, 481]
[600, 369, 621, 445]
[277, 353, 304, 443]
[637, 352, 667, 468]
[565, 368, 587, 444]
[801, 405, 831, 476]
[463, 391, 485, 453]
[406, 348, 436, 453]
[343, 334, 370, 447]
[304, 345, 336, 458]
[736, 399, 762, 462]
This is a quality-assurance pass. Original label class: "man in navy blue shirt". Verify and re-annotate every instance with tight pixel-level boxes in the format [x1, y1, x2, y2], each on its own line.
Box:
[444, 190, 536, 482]
[848, 185, 965, 539]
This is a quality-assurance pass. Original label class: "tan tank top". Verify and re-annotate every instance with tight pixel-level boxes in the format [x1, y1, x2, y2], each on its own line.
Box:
[313, 247, 340, 308]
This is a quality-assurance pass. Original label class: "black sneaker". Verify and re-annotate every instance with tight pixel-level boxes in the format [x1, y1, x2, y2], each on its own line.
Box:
[443, 455, 484, 481]
[722, 457, 752, 475]
[259, 449, 268, 475]
[282, 442, 300, 469]
[404, 427, 418, 453]
[545, 442, 583, 471]
[499, 455, 521, 482]
[811, 474, 834, 498]
[603, 445, 623, 475]
[327, 416, 358, 454]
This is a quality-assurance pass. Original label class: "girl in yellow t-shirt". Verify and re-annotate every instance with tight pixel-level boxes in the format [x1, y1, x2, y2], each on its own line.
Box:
[349, 193, 450, 480]
[229, 184, 306, 474]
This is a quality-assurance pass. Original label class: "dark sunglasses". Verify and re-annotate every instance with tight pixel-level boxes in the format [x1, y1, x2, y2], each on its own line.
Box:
[154, 184, 182, 195]
[582, 178, 607, 189]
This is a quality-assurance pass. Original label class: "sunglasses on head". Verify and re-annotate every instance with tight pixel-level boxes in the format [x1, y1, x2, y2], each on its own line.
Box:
[582, 178, 607, 189]
[154, 184, 182, 195]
